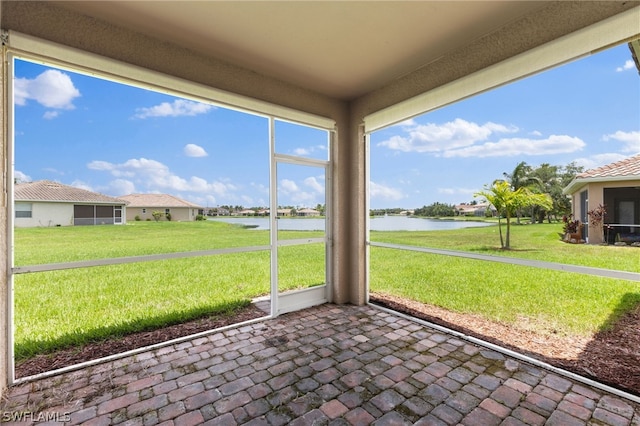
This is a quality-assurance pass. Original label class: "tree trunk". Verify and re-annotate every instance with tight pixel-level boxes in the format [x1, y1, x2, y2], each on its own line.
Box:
[505, 213, 511, 249]
[498, 216, 504, 249]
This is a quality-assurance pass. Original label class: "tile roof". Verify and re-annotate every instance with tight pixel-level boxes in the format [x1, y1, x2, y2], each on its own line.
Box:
[119, 193, 201, 208]
[577, 154, 640, 179]
[15, 180, 127, 204]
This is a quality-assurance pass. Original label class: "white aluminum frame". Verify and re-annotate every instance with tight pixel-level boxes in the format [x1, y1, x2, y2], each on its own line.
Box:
[4, 33, 335, 384]
[270, 118, 333, 316]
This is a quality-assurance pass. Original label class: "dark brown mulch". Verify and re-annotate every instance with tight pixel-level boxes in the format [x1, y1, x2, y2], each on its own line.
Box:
[370, 292, 640, 397]
[15, 303, 267, 378]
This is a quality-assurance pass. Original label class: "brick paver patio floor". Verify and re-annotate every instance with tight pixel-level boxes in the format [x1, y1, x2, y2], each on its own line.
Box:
[1, 303, 639, 425]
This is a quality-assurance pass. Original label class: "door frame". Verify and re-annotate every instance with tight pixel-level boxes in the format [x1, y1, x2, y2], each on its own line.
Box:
[268, 118, 333, 316]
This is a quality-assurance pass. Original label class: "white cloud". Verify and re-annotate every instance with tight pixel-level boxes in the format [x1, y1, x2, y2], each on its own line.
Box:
[442, 134, 585, 158]
[377, 118, 588, 159]
[616, 60, 635, 72]
[184, 143, 208, 157]
[108, 179, 136, 196]
[437, 187, 478, 196]
[14, 69, 80, 110]
[70, 180, 93, 191]
[369, 181, 405, 201]
[292, 145, 326, 157]
[293, 148, 310, 156]
[278, 177, 325, 206]
[133, 99, 214, 119]
[378, 118, 518, 153]
[87, 157, 237, 197]
[603, 130, 640, 153]
[14, 170, 31, 183]
[303, 176, 324, 193]
[573, 153, 628, 170]
[43, 111, 60, 120]
[279, 179, 299, 193]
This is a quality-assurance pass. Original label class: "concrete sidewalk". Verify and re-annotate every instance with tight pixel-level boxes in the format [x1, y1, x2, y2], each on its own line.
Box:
[1, 303, 638, 425]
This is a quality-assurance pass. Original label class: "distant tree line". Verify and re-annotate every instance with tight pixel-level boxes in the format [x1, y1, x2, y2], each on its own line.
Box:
[414, 202, 455, 217]
[370, 208, 406, 216]
[373, 161, 583, 224]
[207, 204, 326, 216]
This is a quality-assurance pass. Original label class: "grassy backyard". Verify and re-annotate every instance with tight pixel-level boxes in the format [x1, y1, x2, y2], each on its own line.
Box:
[13, 220, 640, 360]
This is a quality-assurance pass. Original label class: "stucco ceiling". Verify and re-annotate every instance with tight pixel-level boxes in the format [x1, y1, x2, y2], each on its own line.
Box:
[56, 1, 551, 100]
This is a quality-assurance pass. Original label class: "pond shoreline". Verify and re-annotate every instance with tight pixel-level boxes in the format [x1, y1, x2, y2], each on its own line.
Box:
[209, 215, 495, 231]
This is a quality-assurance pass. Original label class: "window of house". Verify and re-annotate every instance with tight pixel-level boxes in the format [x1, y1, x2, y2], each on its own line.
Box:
[14, 203, 32, 218]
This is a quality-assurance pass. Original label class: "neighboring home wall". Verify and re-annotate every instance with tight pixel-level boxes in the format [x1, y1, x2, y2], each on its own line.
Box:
[121, 194, 202, 222]
[14, 181, 127, 228]
[570, 181, 640, 244]
[14, 202, 73, 228]
[128, 207, 196, 222]
[564, 155, 640, 244]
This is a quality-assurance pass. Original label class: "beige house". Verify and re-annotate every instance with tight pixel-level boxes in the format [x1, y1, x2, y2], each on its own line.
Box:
[297, 208, 321, 217]
[120, 194, 203, 222]
[14, 180, 127, 227]
[454, 203, 495, 217]
[563, 154, 640, 244]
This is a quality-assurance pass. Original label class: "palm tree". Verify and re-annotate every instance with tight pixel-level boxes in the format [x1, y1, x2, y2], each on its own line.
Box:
[503, 161, 543, 223]
[475, 180, 552, 249]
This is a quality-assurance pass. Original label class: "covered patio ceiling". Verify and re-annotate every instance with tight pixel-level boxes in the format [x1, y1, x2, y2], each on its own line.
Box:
[56, 1, 553, 100]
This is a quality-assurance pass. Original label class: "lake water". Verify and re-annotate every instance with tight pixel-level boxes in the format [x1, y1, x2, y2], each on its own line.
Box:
[209, 215, 494, 231]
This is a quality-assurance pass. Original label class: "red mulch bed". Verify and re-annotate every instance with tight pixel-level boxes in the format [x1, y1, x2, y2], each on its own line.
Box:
[370, 292, 640, 397]
[16, 295, 640, 398]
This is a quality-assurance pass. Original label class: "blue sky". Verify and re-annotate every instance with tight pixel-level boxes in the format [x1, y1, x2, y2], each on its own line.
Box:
[13, 42, 640, 210]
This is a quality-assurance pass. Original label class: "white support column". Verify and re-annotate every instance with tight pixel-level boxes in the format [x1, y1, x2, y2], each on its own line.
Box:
[0, 37, 9, 397]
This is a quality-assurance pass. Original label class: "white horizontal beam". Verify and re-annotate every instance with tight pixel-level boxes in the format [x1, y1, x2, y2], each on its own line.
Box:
[364, 6, 640, 132]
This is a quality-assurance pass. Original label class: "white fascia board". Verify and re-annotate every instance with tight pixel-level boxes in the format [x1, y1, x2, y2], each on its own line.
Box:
[5, 31, 335, 131]
[364, 6, 640, 133]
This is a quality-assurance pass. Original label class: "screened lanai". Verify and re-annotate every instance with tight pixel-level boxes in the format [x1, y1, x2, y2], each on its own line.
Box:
[1, 1, 639, 409]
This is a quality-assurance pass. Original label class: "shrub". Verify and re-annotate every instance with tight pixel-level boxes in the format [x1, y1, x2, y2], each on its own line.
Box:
[562, 215, 580, 234]
[134, 215, 141, 221]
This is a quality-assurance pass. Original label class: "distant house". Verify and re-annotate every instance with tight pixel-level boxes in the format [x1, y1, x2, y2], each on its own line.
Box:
[277, 208, 293, 217]
[14, 180, 127, 227]
[120, 193, 203, 222]
[563, 154, 640, 244]
[297, 208, 320, 217]
[454, 203, 495, 217]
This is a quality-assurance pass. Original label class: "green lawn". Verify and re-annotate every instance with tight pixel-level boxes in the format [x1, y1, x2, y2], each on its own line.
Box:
[370, 246, 640, 336]
[12, 220, 640, 360]
[13, 221, 325, 359]
[371, 222, 640, 272]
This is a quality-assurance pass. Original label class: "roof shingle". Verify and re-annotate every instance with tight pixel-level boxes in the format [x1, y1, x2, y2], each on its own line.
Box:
[119, 193, 201, 208]
[15, 180, 127, 204]
[577, 154, 640, 179]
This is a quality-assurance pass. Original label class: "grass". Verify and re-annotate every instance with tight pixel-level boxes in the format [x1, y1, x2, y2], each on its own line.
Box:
[370, 246, 640, 336]
[371, 222, 640, 272]
[14, 221, 325, 360]
[12, 219, 640, 360]
[14, 220, 272, 265]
